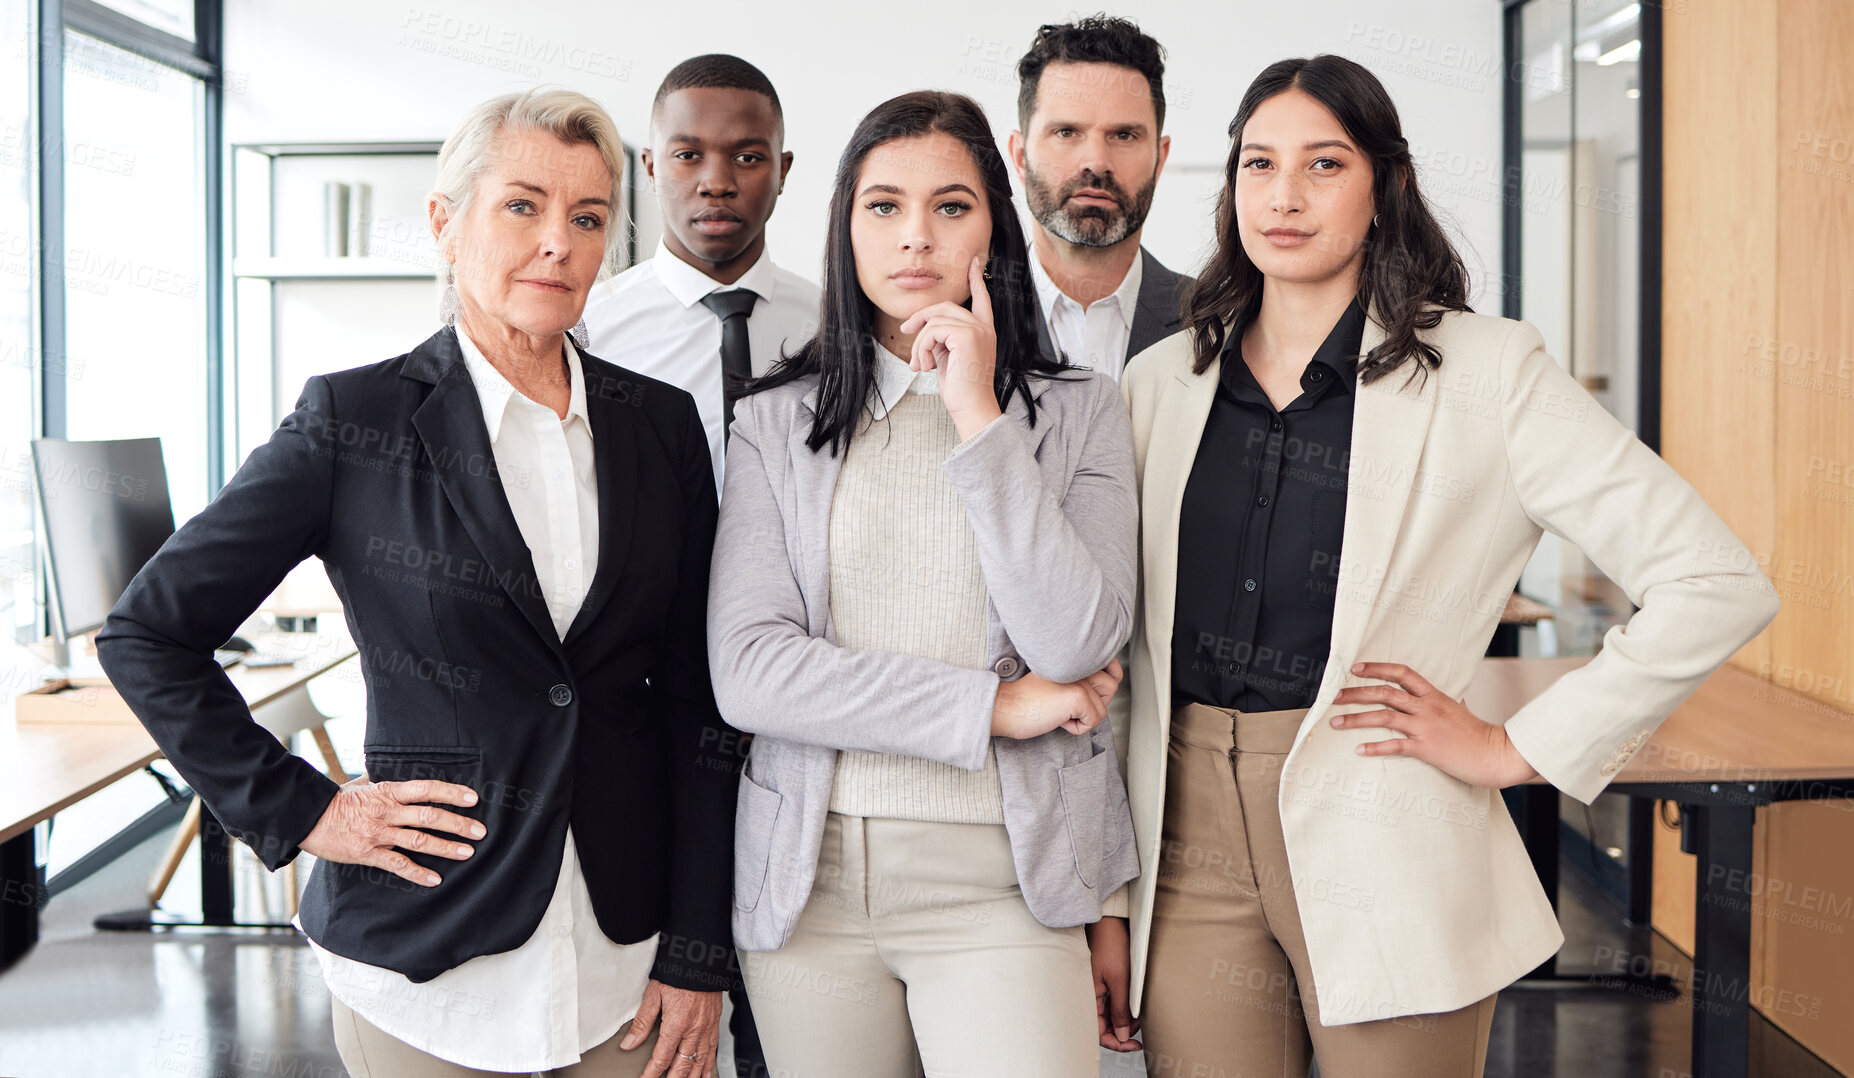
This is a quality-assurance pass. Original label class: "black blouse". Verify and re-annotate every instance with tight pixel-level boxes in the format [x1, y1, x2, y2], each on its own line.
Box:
[1171, 298, 1367, 712]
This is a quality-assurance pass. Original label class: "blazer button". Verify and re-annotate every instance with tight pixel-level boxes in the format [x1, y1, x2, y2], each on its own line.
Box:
[549, 684, 573, 707]
[992, 656, 1020, 679]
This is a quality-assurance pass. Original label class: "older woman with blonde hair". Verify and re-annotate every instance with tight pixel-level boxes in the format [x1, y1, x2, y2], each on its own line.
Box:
[98, 88, 736, 1077]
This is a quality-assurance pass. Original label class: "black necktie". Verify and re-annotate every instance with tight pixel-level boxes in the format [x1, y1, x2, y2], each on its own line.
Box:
[700, 288, 761, 440]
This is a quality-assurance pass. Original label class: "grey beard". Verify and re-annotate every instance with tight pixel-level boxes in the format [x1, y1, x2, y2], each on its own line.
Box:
[1041, 206, 1139, 248]
[1025, 169, 1156, 249]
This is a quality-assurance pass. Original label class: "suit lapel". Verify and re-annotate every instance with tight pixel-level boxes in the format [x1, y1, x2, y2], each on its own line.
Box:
[1034, 306, 1057, 361]
[1128, 249, 1185, 358]
[562, 387, 640, 645]
[409, 332, 561, 651]
[1322, 310, 1441, 673]
[1143, 352, 1220, 706]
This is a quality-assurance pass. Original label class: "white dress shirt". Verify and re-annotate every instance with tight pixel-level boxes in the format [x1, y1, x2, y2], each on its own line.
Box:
[870, 338, 939, 415]
[303, 327, 658, 1072]
[581, 242, 821, 495]
[1028, 244, 1144, 382]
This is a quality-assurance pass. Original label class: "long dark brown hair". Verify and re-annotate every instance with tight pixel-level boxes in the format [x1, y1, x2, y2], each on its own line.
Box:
[746, 90, 1066, 456]
[1184, 55, 1471, 383]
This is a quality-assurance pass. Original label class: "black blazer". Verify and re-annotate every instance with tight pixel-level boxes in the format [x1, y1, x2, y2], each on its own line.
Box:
[97, 327, 738, 990]
[1034, 247, 1194, 368]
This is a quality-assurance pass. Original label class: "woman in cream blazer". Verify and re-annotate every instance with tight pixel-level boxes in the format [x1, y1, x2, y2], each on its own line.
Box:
[1095, 56, 1779, 1078]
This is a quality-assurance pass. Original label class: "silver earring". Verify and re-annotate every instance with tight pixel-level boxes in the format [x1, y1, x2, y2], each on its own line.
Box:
[438, 268, 460, 326]
[569, 319, 590, 349]
[1372, 214, 1381, 228]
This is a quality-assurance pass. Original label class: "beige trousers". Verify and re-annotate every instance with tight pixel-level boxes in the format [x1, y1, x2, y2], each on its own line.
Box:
[1141, 702, 1497, 1078]
[742, 812, 1099, 1078]
[331, 996, 665, 1077]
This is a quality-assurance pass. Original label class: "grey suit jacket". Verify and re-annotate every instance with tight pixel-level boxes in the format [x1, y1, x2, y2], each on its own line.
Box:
[1034, 247, 1194, 368]
[708, 366, 1141, 952]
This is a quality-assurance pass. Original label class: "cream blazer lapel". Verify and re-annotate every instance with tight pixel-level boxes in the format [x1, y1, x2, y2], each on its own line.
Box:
[1290, 310, 1440, 753]
[1135, 352, 1219, 713]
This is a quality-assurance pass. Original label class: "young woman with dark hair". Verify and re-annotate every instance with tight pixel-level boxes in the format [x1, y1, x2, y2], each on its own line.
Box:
[706, 90, 1139, 1077]
[1097, 54, 1777, 1077]
[745, 92, 1067, 450]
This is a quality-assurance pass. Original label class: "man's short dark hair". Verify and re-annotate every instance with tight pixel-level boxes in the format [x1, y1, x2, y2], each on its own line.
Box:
[1016, 15, 1167, 133]
[651, 53, 784, 125]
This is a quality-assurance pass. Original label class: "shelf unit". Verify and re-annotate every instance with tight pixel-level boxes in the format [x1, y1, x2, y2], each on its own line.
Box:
[228, 141, 445, 472]
[230, 139, 448, 277]
[227, 139, 640, 471]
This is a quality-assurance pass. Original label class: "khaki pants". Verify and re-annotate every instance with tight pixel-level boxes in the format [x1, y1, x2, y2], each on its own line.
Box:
[331, 996, 665, 1077]
[743, 812, 1098, 1078]
[1141, 702, 1496, 1078]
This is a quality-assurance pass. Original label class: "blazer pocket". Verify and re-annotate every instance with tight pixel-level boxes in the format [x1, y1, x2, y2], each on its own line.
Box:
[734, 769, 783, 913]
[357, 748, 486, 879]
[1057, 746, 1112, 890]
[362, 747, 485, 787]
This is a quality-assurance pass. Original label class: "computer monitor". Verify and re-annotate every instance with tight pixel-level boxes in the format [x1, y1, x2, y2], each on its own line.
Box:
[30, 437, 175, 642]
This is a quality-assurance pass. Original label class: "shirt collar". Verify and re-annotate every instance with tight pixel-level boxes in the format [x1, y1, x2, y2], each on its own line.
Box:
[868, 339, 936, 420]
[1029, 246, 1064, 324]
[1028, 243, 1145, 323]
[455, 325, 590, 443]
[1110, 248, 1144, 313]
[652, 239, 780, 309]
[1313, 296, 1367, 389]
[1219, 295, 1367, 391]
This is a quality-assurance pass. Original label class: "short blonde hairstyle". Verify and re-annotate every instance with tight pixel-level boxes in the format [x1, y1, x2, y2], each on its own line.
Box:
[432, 88, 627, 316]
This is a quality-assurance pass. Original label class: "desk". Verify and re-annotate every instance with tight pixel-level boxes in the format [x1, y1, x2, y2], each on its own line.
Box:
[1467, 658, 1854, 1078]
[0, 625, 357, 968]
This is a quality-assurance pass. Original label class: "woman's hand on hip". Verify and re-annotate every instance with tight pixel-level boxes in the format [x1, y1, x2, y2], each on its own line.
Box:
[900, 255, 1002, 441]
[297, 775, 483, 887]
[991, 658, 1123, 739]
[1332, 662, 1540, 788]
[624, 980, 722, 1078]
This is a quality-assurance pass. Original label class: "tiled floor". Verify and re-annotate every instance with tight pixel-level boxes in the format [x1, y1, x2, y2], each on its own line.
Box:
[0, 824, 1840, 1078]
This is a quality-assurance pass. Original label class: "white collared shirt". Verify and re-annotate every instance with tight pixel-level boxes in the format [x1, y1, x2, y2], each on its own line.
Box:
[869, 339, 939, 418]
[581, 242, 821, 495]
[1028, 244, 1143, 382]
[302, 328, 657, 1072]
[454, 328, 598, 640]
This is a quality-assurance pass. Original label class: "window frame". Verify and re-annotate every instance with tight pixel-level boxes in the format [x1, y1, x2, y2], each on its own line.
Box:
[1501, 0, 1662, 450]
[36, 0, 224, 470]
[27, 0, 222, 646]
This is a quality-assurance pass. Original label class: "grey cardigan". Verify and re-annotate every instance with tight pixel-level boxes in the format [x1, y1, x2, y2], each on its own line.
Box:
[708, 366, 1141, 952]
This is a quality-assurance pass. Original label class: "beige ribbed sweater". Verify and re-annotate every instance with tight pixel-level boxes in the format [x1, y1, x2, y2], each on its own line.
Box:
[825, 390, 1006, 823]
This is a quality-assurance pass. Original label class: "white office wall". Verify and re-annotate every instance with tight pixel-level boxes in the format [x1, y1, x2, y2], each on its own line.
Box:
[225, 1, 1507, 315]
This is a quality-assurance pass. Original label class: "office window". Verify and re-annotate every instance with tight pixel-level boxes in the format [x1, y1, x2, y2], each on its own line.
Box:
[1, 0, 35, 644]
[1518, 0, 1644, 432]
[60, 31, 210, 519]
